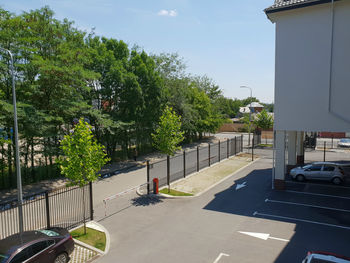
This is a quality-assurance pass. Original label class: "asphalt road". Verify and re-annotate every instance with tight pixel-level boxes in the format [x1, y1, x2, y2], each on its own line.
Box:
[94, 153, 350, 263]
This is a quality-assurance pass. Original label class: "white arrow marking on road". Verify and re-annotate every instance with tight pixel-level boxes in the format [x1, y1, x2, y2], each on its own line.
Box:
[213, 253, 230, 263]
[235, 181, 247, 190]
[238, 231, 289, 242]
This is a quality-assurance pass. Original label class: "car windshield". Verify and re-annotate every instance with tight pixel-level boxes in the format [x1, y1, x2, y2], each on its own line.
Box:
[38, 229, 60, 237]
[302, 165, 312, 169]
[340, 139, 350, 143]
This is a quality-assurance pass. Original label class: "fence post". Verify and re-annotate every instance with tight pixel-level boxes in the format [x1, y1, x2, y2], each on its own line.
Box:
[89, 182, 93, 220]
[331, 136, 334, 149]
[324, 141, 326, 162]
[218, 140, 221, 162]
[252, 137, 254, 162]
[147, 161, 150, 195]
[183, 150, 186, 178]
[227, 139, 229, 158]
[167, 155, 170, 187]
[241, 135, 243, 152]
[197, 146, 199, 172]
[208, 143, 211, 167]
[235, 136, 237, 155]
[45, 192, 50, 229]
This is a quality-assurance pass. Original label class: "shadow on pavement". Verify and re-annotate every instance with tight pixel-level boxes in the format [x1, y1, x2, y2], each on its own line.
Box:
[203, 168, 350, 263]
[131, 195, 165, 207]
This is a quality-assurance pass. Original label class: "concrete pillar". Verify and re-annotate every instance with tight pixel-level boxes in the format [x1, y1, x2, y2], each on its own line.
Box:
[286, 131, 297, 175]
[287, 131, 297, 166]
[274, 130, 286, 190]
[296, 131, 305, 165]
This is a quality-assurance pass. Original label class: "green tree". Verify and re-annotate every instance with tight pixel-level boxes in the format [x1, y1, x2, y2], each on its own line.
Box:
[152, 106, 184, 156]
[262, 103, 274, 112]
[59, 119, 109, 186]
[59, 119, 109, 233]
[253, 109, 274, 129]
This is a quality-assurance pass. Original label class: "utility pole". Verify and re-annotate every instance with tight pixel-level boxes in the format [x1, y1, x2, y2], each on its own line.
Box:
[0, 47, 23, 234]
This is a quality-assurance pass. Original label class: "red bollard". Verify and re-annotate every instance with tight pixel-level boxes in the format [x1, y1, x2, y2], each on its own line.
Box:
[153, 178, 159, 194]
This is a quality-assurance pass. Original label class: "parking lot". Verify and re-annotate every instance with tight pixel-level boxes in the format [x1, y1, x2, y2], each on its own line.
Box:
[204, 150, 350, 263]
[96, 148, 350, 263]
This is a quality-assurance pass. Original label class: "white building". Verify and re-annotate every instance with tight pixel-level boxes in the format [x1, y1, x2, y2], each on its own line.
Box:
[265, 0, 350, 189]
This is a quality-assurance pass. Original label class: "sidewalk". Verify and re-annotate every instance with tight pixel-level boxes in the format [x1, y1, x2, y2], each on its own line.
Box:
[161, 153, 257, 196]
[0, 134, 238, 203]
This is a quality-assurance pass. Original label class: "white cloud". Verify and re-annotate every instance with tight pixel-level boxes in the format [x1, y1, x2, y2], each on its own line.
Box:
[157, 9, 177, 17]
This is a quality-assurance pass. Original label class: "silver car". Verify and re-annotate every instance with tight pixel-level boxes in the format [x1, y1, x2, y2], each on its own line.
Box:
[290, 162, 345, 185]
[338, 138, 350, 148]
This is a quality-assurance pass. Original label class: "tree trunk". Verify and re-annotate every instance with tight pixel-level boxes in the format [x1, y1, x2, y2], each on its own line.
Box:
[24, 141, 29, 183]
[1, 144, 5, 188]
[31, 138, 35, 182]
[82, 186, 86, 235]
[8, 140, 12, 188]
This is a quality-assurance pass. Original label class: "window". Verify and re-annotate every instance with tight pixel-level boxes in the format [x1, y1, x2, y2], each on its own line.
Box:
[309, 166, 322, 171]
[10, 247, 33, 263]
[323, 166, 335, 171]
[302, 165, 312, 169]
[31, 241, 49, 255]
[38, 230, 59, 237]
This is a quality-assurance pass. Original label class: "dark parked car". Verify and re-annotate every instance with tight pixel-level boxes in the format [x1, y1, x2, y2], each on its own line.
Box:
[0, 227, 74, 263]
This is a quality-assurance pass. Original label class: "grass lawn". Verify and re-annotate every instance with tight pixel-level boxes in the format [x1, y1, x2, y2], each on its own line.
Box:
[159, 188, 193, 196]
[258, 144, 273, 148]
[70, 227, 106, 251]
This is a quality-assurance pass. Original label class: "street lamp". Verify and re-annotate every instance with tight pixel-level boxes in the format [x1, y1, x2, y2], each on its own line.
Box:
[0, 47, 24, 234]
[240, 86, 253, 146]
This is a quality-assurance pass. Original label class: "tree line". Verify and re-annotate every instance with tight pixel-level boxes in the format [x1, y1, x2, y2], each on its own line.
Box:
[0, 6, 272, 189]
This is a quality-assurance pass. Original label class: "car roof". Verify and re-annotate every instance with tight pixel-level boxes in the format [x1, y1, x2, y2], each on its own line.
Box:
[0, 231, 48, 254]
[309, 252, 350, 262]
[312, 162, 339, 166]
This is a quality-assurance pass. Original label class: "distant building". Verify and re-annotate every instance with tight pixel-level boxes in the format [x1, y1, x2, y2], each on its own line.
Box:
[238, 102, 265, 118]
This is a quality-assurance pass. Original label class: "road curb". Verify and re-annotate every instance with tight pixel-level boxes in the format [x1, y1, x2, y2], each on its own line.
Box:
[69, 220, 110, 256]
[137, 157, 261, 199]
[194, 158, 261, 197]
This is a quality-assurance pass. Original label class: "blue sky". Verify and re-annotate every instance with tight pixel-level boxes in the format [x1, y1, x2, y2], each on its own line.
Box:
[1, 0, 275, 103]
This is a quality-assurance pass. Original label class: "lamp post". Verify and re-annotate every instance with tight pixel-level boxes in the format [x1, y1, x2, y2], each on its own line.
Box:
[0, 47, 24, 234]
[240, 86, 252, 146]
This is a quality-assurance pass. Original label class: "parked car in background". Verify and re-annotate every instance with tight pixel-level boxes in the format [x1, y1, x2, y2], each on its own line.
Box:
[290, 162, 345, 185]
[303, 251, 350, 263]
[338, 138, 350, 148]
[0, 227, 74, 263]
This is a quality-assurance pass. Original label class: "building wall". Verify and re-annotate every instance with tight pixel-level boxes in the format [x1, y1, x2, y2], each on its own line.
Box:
[271, 1, 350, 132]
[218, 123, 246, 132]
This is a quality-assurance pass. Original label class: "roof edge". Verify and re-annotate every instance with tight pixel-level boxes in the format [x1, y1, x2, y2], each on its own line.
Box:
[264, 0, 339, 15]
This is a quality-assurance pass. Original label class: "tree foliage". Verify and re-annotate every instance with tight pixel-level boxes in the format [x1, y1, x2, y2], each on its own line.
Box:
[253, 109, 274, 129]
[152, 106, 184, 156]
[58, 119, 109, 187]
[0, 6, 257, 189]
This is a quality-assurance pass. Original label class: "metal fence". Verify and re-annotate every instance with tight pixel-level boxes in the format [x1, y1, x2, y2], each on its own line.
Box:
[147, 136, 243, 193]
[253, 133, 261, 146]
[0, 183, 92, 239]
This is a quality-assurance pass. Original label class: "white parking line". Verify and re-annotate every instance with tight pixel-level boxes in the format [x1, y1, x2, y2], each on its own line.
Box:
[213, 253, 229, 263]
[253, 211, 350, 230]
[284, 190, 350, 200]
[265, 198, 350, 213]
[285, 180, 350, 189]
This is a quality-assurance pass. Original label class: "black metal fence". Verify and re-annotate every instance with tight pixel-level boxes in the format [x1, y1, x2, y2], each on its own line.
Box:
[147, 136, 243, 193]
[252, 133, 261, 146]
[0, 182, 92, 239]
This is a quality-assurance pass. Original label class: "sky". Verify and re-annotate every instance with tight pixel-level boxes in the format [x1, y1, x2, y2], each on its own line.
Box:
[1, 0, 276, 103]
